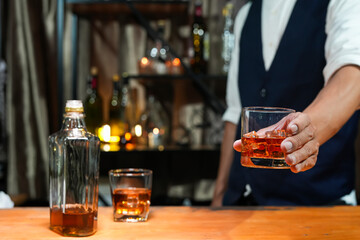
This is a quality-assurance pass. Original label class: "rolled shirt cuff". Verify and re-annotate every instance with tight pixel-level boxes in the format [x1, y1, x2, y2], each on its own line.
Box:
[323, 55, 360, 84]
[222, 107, 241, 125]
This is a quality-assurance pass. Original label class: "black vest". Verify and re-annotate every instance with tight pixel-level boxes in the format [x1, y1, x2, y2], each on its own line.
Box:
[224, 0, 359, 206]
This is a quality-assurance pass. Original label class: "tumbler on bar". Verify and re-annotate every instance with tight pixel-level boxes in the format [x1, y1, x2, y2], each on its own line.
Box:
[241, 107, 295, 169]
[109, 169, 152, 222]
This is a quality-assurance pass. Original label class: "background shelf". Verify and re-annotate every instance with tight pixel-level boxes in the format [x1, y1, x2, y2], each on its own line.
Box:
[100, 146, 220, 205]
[68, 1, 189, 20]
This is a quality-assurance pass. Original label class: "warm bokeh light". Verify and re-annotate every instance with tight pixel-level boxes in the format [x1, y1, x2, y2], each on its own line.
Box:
[141, 57, 149, 65]
[125, 143, 136, 151]
[98, 124, 120, 144]
[125, 132, 132, 141]
[172, 58, 181, 66]
[153, 127, 160, 135]
[110, 136, 120, 143]
[101, 143, 120, 152]
[98, 124, 111, 142]
[135, 124, 142, 137]
[102, 144, 111, 152]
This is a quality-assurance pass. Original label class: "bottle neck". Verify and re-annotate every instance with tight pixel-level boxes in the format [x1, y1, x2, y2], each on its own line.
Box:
[61, 112, 87, 130]
[91, 76, 98, 90]
[121, 85, 129, 106]
[146, 95, 155, 109]
[112, 81, 119, 97]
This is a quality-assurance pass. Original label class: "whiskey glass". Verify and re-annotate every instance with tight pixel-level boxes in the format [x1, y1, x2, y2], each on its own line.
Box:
[241, 107, 295, 169]
[109, 169, 152, 222]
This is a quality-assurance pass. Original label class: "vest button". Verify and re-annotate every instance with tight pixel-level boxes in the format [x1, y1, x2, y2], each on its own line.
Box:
[260, 88, 266, 98]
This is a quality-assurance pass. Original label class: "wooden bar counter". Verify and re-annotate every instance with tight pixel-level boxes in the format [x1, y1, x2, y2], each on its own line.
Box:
[1, 206, 359, 239]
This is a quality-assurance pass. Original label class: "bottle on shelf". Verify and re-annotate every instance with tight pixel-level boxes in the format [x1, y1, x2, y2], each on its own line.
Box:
[191, 0, 208, 74]
[221, 2, 235, 74]
[107, 74, 135, 149]
[136, 94, 170, 149]
[83, 67, 103, 135]
[108, 74, 127, 143]
[49, 100, 100, 237]
[148, 20, 170, 75]
[139, 20, 184, 75]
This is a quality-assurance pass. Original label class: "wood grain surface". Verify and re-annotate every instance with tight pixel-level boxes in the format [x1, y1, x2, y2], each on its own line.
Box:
[0, 206, 359, 239]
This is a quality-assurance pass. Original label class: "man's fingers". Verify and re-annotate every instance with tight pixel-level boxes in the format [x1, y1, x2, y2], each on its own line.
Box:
[290, 154, 318, 173]
[260, 112, 307, 136]
[233, 139, 242, 152]
[281, 124, 316, 153]
[285, 139, 319, 164]
[286, 113, 312, 136]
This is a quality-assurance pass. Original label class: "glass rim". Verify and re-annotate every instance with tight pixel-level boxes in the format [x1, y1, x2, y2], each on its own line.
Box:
[109, 168, 153, 177]
[242, 106, 295, 114]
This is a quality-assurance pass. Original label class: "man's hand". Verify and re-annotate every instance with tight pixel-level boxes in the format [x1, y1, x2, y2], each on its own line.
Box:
[233, 112, 320, 173]
[279, 112, 319, 173]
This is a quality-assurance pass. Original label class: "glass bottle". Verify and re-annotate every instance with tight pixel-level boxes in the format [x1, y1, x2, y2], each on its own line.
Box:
[138, 94, 170, 149]
[109, 75, 135, 147]
[120, 77, 135, 147]
[221, 2, 235, 74]
[49, 100, 100, 237]
[148, 20, 169, 75]
[109, 74, 127, 142]
[84, 67, 103, 135]
[191, 0, 208, 74]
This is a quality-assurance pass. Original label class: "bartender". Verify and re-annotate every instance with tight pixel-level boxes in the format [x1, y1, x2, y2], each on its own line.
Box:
[212, 0, 360, 206]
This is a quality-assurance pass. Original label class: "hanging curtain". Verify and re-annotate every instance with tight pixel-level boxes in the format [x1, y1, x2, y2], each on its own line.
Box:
[5, 0, 57, 201]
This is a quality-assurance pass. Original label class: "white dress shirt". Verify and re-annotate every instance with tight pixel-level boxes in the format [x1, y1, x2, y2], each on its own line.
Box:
[222, 0, 360, 206]
[223, 0, 360, 125]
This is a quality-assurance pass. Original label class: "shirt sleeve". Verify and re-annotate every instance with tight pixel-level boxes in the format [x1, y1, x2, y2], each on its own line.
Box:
[323, 0, 360, 83]
[222, 2, 252, 124]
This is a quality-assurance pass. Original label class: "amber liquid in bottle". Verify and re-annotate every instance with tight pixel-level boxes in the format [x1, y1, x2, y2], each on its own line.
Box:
[50, 207, 97, 237]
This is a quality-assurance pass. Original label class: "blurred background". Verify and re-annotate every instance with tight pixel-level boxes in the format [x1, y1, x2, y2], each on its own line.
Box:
[0, 0, 248, 207]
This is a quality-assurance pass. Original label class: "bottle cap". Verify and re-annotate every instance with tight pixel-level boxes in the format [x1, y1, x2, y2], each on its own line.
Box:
[65, 100, 84, 112]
